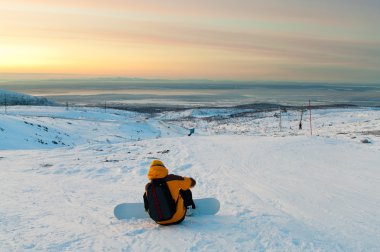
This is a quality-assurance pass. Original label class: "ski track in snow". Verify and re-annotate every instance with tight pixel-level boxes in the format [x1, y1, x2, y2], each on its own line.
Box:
[1, 106, 380, 251]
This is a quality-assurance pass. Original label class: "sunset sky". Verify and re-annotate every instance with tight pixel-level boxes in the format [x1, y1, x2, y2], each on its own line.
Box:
[1, 0, 380, 83]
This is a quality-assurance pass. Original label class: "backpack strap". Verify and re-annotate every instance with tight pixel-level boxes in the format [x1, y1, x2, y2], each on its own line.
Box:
[153, 178, 179, 205]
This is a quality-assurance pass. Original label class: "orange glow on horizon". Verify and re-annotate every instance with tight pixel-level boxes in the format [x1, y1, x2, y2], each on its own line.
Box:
[1, 1, 380, 82]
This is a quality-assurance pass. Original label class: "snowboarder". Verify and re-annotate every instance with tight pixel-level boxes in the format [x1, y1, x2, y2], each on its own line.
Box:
[188, 128, 195, 136]
[144, 159, 196, 225]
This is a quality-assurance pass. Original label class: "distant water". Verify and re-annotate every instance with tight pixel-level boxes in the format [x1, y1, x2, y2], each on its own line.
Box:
[2, 80, 380, 107]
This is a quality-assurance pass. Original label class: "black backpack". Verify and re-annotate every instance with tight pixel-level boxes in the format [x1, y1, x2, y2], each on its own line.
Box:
[143, 179, 177, 222]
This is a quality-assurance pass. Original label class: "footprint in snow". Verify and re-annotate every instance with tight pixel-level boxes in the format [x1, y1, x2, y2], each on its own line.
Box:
[176, 163, 192, 172]
[138, 167, 148, 175]
[125, 228, 146, 236]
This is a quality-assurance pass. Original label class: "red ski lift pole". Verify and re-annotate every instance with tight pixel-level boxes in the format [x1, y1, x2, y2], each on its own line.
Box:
[309, 100, 312, 136]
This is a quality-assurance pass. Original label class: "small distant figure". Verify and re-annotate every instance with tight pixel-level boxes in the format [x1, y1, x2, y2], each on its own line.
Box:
[188, 128, 195, 136]
[299, 109, 304, 130]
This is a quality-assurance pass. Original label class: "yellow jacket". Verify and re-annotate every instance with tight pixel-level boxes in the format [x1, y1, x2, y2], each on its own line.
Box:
[147, 161, 194, 225]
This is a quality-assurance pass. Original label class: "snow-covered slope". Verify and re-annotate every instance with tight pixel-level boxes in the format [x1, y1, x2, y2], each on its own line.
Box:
[1, 106, 379, 251]
[0, 89, 54, 106]
[0, 106, 164, 149]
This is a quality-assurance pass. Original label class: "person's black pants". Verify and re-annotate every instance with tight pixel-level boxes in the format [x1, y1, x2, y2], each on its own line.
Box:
[179, 189, 196, 209]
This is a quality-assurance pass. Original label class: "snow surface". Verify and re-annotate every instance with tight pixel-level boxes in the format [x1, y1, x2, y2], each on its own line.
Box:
[1, 106, 380, 251]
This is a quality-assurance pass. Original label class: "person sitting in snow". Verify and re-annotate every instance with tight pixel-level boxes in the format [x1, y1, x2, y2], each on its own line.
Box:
[144, 159, 196, 225]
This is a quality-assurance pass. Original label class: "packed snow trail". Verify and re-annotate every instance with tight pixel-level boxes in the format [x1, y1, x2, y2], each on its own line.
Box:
[1, 135, 379, 251]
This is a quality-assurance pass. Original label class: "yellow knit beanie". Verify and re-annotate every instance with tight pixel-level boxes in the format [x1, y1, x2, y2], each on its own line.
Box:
[147, 160, 168, 180]
[150, 159, 165, 167]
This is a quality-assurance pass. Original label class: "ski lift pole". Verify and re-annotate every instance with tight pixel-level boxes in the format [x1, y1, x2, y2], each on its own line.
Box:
[309, 100, 312, 136]
[4, 94, 7, 114]
[279, 107, 282, 131]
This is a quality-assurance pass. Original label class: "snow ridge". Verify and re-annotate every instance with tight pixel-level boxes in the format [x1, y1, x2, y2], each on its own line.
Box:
[0, 89, 55, 106]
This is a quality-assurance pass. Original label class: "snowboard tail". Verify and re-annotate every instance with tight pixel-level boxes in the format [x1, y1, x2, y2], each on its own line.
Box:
[114, 198, 220, 220]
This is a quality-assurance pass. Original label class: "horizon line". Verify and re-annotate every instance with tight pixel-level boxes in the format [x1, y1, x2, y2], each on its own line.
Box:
[0, 73, 379, 85]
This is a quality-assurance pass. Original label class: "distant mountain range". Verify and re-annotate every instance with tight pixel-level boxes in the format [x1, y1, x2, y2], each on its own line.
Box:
[0, 89, 55, 106]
